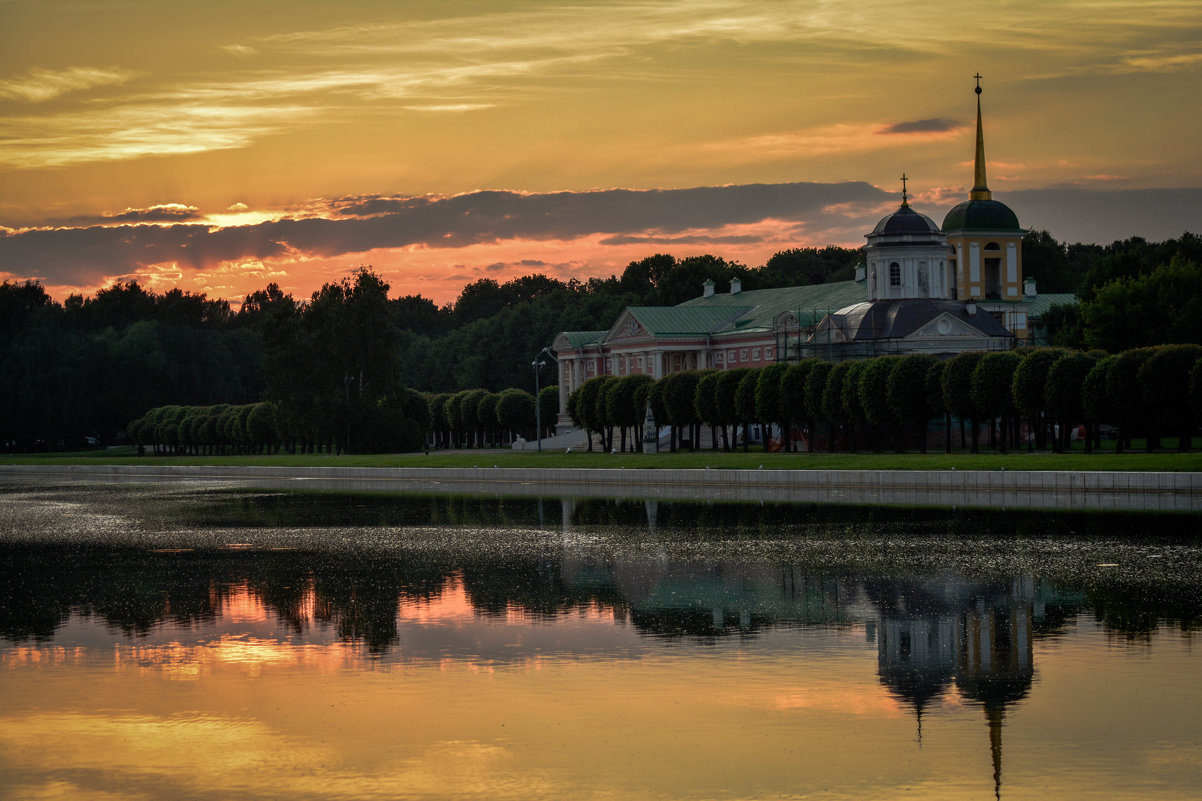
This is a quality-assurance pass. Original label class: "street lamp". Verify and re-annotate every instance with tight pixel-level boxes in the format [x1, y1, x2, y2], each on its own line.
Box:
[531, 346, 557, 451]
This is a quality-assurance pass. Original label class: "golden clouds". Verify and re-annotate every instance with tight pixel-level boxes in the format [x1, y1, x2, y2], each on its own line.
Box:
[0, 66, 139, 102]
[0, 0, 1200, 300]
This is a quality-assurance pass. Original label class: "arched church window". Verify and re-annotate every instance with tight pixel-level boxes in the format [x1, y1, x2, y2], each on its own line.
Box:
[984, 242, 1001, 251]
[918, 263, 928, 291]
[889, 262, 901, 286]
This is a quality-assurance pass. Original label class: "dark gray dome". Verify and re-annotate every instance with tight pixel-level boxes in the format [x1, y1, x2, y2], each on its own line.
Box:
[872, 204, 942, 236]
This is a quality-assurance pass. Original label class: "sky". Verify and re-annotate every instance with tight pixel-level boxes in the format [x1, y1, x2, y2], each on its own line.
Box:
[1, 0, 1200, 307]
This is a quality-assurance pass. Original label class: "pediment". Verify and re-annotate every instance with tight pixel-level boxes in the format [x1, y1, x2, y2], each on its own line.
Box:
[908, 312, 988, 339]
[607, 310, 650, 342]
[773, 310, 799, 330]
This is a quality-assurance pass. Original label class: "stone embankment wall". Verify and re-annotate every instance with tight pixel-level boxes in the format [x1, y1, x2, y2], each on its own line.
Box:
[2, 464, 1199, 512]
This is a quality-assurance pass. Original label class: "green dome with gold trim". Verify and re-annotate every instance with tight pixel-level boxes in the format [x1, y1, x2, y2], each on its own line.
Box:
[942, 199, 1021, 233]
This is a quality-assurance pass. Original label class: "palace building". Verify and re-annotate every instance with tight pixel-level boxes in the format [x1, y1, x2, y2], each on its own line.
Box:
[550, 78, 1075, 428]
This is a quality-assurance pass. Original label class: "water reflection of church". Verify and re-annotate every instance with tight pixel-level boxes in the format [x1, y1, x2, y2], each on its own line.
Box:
[872, 577, 1035, 800]
[576, 559, 1046, 799]
[555, 497, 1062, 801]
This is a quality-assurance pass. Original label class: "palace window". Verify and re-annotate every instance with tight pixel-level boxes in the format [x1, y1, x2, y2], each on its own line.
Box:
[752, 348, 761, 361]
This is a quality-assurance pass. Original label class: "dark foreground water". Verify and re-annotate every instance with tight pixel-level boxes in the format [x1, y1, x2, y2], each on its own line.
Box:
[1, 482, 1200, 801]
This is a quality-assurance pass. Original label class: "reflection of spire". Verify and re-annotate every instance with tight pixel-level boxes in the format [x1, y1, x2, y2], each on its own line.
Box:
[971, 74, 992, 201]
[988, 704, 1004, 801]
[956, 580, 1035, 801]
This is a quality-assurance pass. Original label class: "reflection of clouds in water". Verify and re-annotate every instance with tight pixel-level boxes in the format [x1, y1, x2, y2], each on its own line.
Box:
[0, 710, 560, 800]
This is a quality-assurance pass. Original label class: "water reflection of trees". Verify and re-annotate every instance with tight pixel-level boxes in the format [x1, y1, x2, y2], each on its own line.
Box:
[3, 544, 1196, 650]
[3, 490, 1199, 653]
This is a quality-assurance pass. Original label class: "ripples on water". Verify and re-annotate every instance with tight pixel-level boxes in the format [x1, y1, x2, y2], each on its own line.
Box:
[1, 482, 1200, 800]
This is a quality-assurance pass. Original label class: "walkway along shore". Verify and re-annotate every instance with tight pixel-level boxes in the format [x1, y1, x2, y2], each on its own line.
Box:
[2, 464, 1200, 512]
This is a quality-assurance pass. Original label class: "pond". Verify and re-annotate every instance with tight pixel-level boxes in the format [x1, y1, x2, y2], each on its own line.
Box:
[1, 481, 1200, 800]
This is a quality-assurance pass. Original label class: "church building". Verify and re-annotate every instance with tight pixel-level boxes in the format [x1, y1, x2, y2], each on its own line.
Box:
[551, 78, 1074, 427]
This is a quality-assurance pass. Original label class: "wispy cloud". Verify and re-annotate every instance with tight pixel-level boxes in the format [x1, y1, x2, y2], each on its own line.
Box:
[220, 44, 259, 58]
[704, 120, 964, 161]
[1116, 49, 1202, 73]
[0, 102, 315, 168]
[402, 103, 496, 114]
[0, 66, 139, 102]
[880, 118, 964, 135]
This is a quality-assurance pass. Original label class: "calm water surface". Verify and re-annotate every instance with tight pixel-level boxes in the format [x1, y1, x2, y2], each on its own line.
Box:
[1, 482, 1200, 800]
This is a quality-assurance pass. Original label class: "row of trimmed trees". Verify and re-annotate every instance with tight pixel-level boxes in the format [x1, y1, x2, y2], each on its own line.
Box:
[128, 393, 431, 456]
[565, 343, 1202, 454]
[425, 386, 558, 449]
[129, 385, 560, 455]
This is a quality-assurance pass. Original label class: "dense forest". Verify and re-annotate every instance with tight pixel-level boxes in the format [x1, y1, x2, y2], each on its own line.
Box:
[1, 232, 1199, 451]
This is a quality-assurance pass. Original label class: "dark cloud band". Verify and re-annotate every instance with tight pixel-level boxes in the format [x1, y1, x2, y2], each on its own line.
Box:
[0, 182, 885, 284]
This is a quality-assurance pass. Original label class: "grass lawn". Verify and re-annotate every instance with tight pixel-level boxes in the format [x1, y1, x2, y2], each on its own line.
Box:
[5, 444, 1202, 472]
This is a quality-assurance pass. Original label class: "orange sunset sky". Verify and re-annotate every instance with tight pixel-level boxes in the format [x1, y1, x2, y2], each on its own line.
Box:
[2, 0, 1200, 307]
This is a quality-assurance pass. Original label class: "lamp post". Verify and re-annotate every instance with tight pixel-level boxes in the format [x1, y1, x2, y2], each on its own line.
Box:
[531, 346, 557, 451]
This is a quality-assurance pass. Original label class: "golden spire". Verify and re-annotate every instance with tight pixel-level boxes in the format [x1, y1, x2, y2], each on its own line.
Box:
[971, 73, 992, 201]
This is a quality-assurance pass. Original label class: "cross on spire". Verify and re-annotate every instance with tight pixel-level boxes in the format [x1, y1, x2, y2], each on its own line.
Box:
[900, 173, 909, 206]
[970, 73, 991, 199]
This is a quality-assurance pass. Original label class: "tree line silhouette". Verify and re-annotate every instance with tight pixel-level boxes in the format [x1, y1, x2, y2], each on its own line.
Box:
[567, 343, 1202, 454]
[1, 232, 1198, 452]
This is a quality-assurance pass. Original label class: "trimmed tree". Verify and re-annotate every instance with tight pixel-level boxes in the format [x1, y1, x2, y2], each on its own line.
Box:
[755, 362, 789, 452]
[841, 360, 872, 453]
[662, 370, 701, 451]
[925, 361, 950, 453]
[1107, 346, 1157, 453]
[1139, 344, 1202, 451]
[496, 388, 536, 441]
[887, 354, 937, 453]
[715, 368, 750, 452]
[942, 351, 984, 452]
[822, 361, 855, 451]
[1045, 352, 1099, 452]
[694, 370, 723, 451]
[803, 361, 833, 452]
[538, 385, 559, 441]
[859, 355, 903, 451]
[781, 359, 820, 452]
[734, 368, 761, 451]
[1011, 347, 1068, 451]
[971, 351, 1022, 452]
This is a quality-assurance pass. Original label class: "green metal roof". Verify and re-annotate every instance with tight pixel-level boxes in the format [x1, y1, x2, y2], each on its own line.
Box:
[556, 281, 872, 350]
[559, 330, 607, 348]
[677, 281, 868, 331]
[623, 305, 752, 336]
[1025, 293, 1077, 319]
